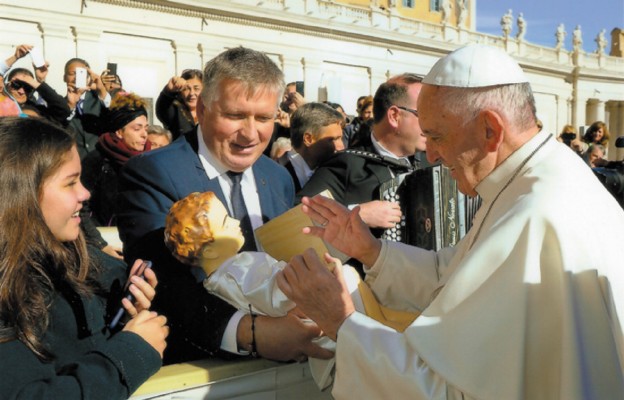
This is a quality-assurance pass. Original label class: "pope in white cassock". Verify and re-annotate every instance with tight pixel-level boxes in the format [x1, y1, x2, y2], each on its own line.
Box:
[277, 44, 624, 399]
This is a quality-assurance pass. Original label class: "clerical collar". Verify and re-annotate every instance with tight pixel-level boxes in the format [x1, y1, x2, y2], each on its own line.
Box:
[469, 130, 552, 250]
[475, 130, 552, 202]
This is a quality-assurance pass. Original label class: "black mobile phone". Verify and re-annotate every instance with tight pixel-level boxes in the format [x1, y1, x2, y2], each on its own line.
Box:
[107, 62, 117, 76]
[295, 81, 305, 97]
[109, 260, 152, 329]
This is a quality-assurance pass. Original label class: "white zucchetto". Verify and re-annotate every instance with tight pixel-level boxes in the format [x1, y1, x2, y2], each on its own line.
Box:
[423, 44, 529, 88]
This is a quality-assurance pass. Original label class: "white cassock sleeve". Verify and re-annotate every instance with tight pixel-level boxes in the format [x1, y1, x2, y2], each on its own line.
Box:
[334, 313, 473, 400]
[365, 240, 459, 312]
[333, 240, 471, 400]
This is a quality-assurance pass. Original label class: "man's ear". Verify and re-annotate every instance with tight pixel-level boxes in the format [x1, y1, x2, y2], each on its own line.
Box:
[303, 131, 314, 146]
[388, 106, 400, 128]
[196, 96, 205, 120]
[482, 110, 505, 152]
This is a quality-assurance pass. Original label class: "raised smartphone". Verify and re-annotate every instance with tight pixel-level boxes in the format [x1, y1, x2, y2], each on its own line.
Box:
[295, 80, 305, 97]
[30, 46, 45, 68]
[75, 67, 88, 89]
[107, 62, 117, 76]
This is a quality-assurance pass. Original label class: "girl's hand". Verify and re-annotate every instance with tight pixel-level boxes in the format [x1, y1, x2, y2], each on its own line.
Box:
[121, 259, 158, 317]
[123, 310, 168, 358]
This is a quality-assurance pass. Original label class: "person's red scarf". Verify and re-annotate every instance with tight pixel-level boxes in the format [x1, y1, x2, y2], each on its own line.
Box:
[96, 132, 151, 167]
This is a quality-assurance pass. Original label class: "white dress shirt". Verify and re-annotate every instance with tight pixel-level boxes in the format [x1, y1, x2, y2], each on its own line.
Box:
[196, 126, 264, 355]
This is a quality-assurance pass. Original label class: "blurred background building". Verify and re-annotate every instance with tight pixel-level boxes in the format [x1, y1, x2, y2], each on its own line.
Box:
[1, 0, 623, 159]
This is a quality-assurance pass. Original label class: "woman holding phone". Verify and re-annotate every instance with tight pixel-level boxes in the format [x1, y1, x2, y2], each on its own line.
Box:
[0, 117, 168, 399]
[4, 67, 71, 125]
[155, 69, 203, 139]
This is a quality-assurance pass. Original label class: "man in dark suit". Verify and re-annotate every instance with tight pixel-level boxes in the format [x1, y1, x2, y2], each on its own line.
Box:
[117, 47, 332, 365]
[279, 102, 345, 191]
[297, 73, 427, 236]
[64, 58, 110, 159]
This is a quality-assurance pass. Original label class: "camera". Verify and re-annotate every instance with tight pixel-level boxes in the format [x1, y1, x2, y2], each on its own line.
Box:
[593, 136, 624, 208]
[560, 132, 576, 147]
[8, 80, 29, 91]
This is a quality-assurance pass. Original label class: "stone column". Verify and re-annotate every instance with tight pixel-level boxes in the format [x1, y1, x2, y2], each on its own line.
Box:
[302, 56, 323, 102]
[39, 23, 75, 91]
[566, 97, 573, 127]
[608, 101, 624, 160]
[370, 67, 387, 94]
[71, 25, 103, 70]
[554, 94, 565, 133]
[585, 98, 605, 125]
[173, 42, 202, 72]
[282, 56, 304, 85]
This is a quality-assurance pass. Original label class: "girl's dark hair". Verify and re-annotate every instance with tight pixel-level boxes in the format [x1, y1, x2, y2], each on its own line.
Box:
[0, 117, 94, 361]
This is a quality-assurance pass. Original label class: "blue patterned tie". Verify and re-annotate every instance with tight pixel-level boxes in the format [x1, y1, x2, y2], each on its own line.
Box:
[76, 98, 84, 115]
[227, 171, 257, 251]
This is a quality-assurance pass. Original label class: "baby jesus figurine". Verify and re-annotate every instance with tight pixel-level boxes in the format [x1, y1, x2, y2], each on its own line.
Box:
[164, 191, 418, 390]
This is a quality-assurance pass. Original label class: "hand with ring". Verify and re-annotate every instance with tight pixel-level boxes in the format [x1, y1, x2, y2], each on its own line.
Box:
[301, 195, 382, 266]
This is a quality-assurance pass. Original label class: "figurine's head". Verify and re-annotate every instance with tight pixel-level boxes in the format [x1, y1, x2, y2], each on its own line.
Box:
[165, 191, 244, 274]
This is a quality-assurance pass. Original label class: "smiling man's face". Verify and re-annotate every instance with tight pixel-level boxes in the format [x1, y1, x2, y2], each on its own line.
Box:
[197, 80, 278, 172]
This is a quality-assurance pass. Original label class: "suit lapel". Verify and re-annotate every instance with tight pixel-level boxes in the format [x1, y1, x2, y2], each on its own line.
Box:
[253, 161, 270, 223]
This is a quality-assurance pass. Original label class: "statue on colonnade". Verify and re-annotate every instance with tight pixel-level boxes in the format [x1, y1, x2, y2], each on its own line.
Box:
[555, 23, 567, 50]
[501, 9, 513, 39]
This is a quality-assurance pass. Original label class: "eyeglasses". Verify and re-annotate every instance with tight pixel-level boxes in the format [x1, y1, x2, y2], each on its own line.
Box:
[396, 105, 418, 117]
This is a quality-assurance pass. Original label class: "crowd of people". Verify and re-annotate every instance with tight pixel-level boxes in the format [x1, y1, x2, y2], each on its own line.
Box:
[0, 41, 623, 399]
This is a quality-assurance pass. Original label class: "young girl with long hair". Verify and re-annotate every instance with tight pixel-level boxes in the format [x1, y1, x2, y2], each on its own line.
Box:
[0, 117, 168, 398]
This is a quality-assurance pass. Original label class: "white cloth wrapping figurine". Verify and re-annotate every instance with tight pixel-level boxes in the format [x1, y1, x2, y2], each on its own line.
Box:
[203, 251, 365, 390]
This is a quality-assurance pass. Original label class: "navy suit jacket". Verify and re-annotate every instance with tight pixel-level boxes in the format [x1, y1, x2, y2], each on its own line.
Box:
[117, 128, 294, 364]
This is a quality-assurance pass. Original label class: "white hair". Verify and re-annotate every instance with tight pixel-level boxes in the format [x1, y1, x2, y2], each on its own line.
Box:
[435, 83, 537, 131]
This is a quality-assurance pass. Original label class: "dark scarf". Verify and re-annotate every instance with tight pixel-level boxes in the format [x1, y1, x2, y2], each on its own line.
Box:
[96, 132, 151, 167]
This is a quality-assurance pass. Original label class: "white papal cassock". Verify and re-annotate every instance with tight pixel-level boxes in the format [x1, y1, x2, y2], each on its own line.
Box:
[333, 130, 624, 399]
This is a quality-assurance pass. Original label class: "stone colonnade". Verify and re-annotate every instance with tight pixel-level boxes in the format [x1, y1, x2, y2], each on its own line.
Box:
[585, 100, 624, 158]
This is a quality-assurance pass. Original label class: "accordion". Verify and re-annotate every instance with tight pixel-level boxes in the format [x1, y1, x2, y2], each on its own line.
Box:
[380, 165, 481, 251]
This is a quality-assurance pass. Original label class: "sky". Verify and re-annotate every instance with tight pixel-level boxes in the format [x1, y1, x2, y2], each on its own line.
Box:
[476, 0, 624, 51]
